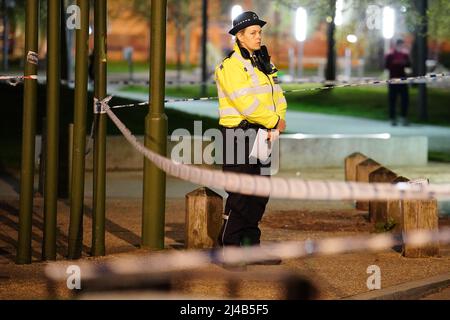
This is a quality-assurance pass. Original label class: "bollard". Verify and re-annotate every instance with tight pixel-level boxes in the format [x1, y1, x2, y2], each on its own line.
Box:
[185, 187, 223, 249]
[345, 152, 368, 181]
[402, 179, 439, 258]
[355, 159, 381, 211]
[386, 176, 410, 232]
[368, 167, 398, 223]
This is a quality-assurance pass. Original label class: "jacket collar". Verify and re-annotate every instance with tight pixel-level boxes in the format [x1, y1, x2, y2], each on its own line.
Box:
[233, 43, 251, 61]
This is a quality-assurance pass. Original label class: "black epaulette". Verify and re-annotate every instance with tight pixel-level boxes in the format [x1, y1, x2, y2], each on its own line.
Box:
[224, 50, 235, 61]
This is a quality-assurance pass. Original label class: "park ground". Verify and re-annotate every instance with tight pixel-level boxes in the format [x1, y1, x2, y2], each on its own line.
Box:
[1, 164, 450, 300]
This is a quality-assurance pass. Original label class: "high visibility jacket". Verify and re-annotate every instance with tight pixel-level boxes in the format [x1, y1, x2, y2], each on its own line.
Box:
[215, 44, 288, 129]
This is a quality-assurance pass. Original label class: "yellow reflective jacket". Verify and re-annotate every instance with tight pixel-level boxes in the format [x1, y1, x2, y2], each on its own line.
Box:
[215, 43, 288, 129]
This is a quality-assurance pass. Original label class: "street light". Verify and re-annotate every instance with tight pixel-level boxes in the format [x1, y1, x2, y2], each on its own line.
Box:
[230, 4, 243, 43]
[346, 34, 358, 43]
[382, 6, 395, 53]
[231, 5, 243, 23]
[335, 0, 344, 26]
[295, 7, 307, 79]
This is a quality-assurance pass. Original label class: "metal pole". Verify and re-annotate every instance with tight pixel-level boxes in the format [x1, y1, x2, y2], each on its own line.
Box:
[344, 47, 352, 80]
[58, 0, 70, 199]
[68, 0, 89, 260]
[142, 0, 168, 250]
[417, 0, 428, 121]
[92, 0, 107, 257]
[201, 0, 208, 96]
[288, 47, 295, 80]
[43, 0, 61, 261]
[297, 41, 304, 80]
[325, 0, 336, 82]
[17, 0, 39, 265]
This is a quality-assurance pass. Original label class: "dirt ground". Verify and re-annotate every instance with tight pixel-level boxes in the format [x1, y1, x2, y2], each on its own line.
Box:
[1, 197, 449, 300]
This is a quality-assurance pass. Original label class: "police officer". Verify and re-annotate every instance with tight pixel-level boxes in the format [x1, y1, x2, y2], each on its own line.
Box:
[215, 11, 287, 264]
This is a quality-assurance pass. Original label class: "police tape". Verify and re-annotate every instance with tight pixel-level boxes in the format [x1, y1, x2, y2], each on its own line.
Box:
[59, 78, 219, 87]
[102, 103, 450, 201]
[45, 226, 450, 280]
[42, 102, 450, 279]
[0, 75, 38, 86]
[97, 72, 449, 109]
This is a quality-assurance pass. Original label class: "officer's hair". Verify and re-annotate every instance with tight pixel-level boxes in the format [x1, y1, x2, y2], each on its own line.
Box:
[236, 29, 245, 46]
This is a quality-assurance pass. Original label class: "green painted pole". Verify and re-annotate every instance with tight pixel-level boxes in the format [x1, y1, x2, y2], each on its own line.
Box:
[43, 0, 61, 261]
[17, 0, 39, 265]
[68, 0, 89, 260]
[142, 0, 168, 250]
[92, 0, 107, 257]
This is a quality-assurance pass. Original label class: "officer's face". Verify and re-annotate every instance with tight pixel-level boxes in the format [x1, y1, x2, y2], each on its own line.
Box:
[237, 25, 262, 53]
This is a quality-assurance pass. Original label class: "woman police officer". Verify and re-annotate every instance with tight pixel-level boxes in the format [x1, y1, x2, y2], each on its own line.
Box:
[215, 11, 287, 264]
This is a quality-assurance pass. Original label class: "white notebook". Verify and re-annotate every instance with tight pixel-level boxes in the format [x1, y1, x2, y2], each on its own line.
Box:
[249, 129, 279, 162]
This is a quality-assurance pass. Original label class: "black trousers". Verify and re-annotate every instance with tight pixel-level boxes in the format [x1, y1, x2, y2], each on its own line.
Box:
[218, 123, 271, 247]
[388, 84, 409, 120]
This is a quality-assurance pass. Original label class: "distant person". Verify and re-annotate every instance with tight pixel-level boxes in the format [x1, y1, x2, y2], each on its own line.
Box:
[385, 39, 411, 126]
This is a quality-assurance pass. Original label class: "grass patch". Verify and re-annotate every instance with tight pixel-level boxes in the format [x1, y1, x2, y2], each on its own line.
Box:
[429, 151, 450, 163]
[285, 85, 450, 127]
[122, 83, 450, 127]
[107, 61, 197, 73]
[107, 61, 149, 74]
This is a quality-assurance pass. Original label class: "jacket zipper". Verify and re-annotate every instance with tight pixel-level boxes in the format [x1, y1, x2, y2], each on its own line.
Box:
[265, 74, 276, 111]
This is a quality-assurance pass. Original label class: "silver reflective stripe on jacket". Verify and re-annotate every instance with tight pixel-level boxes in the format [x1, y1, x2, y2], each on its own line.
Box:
[219, 108, 241, 117]
[242, 98, 261, 116]
[232, 52, 260, 86]
[278, 96, 287, 105]
[228, 85, 272, 100]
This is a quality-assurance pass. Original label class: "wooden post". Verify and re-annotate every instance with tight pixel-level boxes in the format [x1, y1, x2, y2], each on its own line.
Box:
[355, 159, 381, 211]
[369, 167, 398, 223]
[345, 152, 368, 181]
[185, 187, 223, 249]
[386, 176, 410, 232]
[402, 179, 439, 258]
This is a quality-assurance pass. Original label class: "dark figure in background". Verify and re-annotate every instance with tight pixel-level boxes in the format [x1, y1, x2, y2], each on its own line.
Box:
[385, 39, 411, 126]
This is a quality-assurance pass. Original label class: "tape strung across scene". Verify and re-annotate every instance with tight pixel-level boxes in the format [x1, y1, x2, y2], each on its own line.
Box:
[3, 73, 448, 106]
[26, 73, 450, 88]
[45, 226, 450, 281]
[0, 75, 37, 86]
[102, 103, 450, 201]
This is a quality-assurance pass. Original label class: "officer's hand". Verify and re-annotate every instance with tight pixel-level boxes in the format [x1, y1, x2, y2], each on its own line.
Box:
[267, 130, 280, 142]
[277, 119, 286, 133]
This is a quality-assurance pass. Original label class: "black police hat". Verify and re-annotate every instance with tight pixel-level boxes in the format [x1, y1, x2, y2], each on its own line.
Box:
[229, 11, 267, 36]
